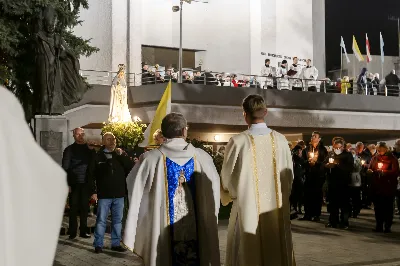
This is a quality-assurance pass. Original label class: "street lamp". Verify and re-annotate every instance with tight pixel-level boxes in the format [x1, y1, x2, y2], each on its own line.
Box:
[172, 0, 208, 83]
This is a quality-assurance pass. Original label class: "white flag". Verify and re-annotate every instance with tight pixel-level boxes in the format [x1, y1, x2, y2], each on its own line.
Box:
[340, 36, 350, 63]
[380, 32, 385, 63]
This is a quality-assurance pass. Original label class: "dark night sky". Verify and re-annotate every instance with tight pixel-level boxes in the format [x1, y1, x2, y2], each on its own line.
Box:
[326, 0, 400, 72]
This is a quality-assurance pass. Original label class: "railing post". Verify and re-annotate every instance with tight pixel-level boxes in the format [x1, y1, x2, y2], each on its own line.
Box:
[385, 86, 388, 96]
[204, 71, 207, 85]
[134, 73, 136, 87]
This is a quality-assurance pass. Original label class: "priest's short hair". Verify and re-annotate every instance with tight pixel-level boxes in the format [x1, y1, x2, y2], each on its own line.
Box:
[161, 112, 187, 139]
[242, 94, 267, 120]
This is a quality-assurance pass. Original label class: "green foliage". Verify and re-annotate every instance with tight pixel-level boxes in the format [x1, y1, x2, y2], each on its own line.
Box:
[0, 0, 98, 120]
[101, 121, 147, 150]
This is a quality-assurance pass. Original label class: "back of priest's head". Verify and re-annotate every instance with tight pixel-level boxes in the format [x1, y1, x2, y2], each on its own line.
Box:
[242, 94, 267, 124]
[161, 112, 188, 139]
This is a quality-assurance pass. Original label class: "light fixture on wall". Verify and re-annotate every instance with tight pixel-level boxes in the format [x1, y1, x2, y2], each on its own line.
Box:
[214, 134, 221, 142]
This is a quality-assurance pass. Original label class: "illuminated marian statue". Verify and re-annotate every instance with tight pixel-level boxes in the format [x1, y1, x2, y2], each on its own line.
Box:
[108, 64, 132, 122]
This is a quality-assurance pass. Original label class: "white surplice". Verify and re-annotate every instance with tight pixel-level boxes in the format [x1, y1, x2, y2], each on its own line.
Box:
[123, 138, 221, 266]
[0, 87, 68, 266]
[221, 123, 295, 266]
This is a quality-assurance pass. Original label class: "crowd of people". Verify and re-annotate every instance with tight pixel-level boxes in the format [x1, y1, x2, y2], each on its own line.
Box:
[290, 133, 400, 232]
[140, 59, 400, 96]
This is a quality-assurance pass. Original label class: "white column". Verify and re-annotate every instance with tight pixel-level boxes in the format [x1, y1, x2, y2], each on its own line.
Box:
[129, 0, 143, 86]
[249, 0, 262, 76]
[111, 0, 128, 72]
[312, 0, 326, 77]
[261, 0, 277, 66]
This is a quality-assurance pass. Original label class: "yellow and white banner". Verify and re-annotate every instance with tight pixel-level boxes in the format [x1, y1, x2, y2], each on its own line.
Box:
[139, 81, 172, 147]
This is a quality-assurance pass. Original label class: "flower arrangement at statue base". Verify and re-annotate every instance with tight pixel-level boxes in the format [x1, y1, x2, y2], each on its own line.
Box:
[101, 121, 146, 150]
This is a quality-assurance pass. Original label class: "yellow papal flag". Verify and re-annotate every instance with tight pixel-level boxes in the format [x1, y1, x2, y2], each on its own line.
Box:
[139, 80, 172, 147]
[352, 35, 364, 62]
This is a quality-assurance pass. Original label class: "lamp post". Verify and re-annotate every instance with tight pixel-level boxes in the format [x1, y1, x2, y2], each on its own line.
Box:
[173, 0, 207, 83]
[389, 15, 400, 58]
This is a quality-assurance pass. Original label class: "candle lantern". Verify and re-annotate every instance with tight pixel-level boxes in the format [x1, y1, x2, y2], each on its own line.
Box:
[378, 162, 383, 169]
[309, 152, 315, 159]
[361, 160, 366, 165]
[329, 158, 334, 164]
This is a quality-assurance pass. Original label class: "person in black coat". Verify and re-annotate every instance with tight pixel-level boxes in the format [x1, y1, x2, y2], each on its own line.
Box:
[62, 128, 95, 239]
[88, 132, 133, 253]
[325, 138, 354, 229]
[290, 145, 306, 214]
[300, 131, 328, 221]
[385, 70, 400, 96]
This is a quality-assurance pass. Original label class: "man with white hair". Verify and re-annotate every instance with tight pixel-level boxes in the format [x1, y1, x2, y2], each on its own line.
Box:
[123, 112, 221, 266]
[0, 87, 68, 265]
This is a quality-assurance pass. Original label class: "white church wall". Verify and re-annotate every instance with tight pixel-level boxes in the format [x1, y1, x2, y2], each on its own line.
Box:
[73, 0, 112, 71]
[75, 0, 325, 78]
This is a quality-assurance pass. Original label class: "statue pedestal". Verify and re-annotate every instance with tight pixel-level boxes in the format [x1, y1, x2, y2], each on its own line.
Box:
[34, 115, 68, 165]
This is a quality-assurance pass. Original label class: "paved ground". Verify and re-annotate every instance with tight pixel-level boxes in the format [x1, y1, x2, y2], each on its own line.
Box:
[54, 208, 400, 266]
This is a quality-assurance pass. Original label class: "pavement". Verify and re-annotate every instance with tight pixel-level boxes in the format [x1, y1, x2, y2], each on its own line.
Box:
[54, 208, 400, 266]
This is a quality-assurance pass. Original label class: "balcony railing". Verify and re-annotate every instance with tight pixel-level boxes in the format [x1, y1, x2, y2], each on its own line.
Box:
[79, 69, 400, 97]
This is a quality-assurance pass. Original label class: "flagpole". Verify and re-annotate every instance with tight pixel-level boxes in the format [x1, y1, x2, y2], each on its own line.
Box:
[340, 47, 343, 79]
[353, 54, 356, 78]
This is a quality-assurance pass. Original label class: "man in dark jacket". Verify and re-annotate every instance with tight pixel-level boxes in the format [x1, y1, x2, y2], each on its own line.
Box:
[325, 138, 354, 229]
[88, 132, 133, 253]
[300, 131, 328, 221]
[62, 128, 94, 239]
[385, 70, 400, 96]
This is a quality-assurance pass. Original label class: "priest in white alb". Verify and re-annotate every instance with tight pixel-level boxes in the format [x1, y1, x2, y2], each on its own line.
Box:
[0, 87, 68, 265]
[123, 112, 221, 266]
[221, 94, 295, 266]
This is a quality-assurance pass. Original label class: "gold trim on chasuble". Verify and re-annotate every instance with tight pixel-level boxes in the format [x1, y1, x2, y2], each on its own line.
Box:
[249, 132, 280, 218]
[250, 132, 296, 266]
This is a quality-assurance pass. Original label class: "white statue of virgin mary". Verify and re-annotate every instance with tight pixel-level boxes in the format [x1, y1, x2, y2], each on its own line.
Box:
[108, 64, 132, 123]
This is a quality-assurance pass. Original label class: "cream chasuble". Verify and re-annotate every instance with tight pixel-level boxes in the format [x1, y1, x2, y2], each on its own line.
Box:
[0, 88, 68, 266]
[221, 125, 295, 266]
[123, 138, 221, 266]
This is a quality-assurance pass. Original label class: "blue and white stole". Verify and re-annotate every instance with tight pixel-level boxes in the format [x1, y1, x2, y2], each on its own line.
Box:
[163, 155, 199, 265]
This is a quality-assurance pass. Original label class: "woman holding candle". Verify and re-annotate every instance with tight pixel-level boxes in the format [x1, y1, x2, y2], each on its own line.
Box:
[368, 142, 400, 233]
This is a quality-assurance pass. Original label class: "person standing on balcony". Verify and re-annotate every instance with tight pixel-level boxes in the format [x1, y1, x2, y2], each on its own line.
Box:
[289, 57, 303, 91]
[88, 132, 133, 253]
[385, 70, 400, 97]
[301, 59, 319, 92]
[368, 142, 399, 233]
[300, 131, 328, 222]
[261, 58, 274, 89]
[276, 60, 289, 90]
[62, 127, 94, 240]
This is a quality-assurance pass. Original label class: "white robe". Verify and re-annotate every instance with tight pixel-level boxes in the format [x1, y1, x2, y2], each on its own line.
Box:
[108, 72, 132, 123]
[289, 64, 303, 89]
[276, 67, 290, 90]
[260, 65, 275, 88]
[301, 66, 319, 91]
[221, 124, 295, 266]
[123, 138, 221, 266]
[0, 87, 68, 266]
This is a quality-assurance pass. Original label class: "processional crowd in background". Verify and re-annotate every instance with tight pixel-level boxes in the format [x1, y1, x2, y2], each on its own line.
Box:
[290, 133, 400, 232]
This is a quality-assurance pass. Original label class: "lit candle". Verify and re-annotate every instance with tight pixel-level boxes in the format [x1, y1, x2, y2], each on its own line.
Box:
[361, 160, 366, 165]
[378, 162, 383, 169]
[329, 158, 334, 164]
[309, 152, 315, 159]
